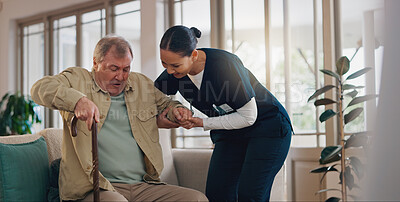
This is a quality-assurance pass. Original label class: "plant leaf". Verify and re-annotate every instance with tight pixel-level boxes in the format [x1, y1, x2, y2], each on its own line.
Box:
[311, 164, 339, 184]
[345, 133, 368, 148]
[344, 107, 363, 124]
[336, 56, 350, 76]
[347, 94, 379, 107]
[344, 166, 355, 190]
[349, 156, 364, 179]
[319, 109, 337, 123]
[0, 92, 41, 135]
[342, 84, 364, 91]
[315, 189, 342, 195]
[320, 145, 342, 165]
[314, 99, 337, 106]
[308, 85, 336, 102]
[326, 197, 341, 202]
[0, 92, 10, 110]
[346, 67, 373, 80]
[310, 165, 338, 173]
[321, 69, 340, 81]
[345, 90, 358, 98]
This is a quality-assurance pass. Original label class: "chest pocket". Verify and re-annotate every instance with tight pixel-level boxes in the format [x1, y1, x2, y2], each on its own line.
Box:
[136, 104, 159, 142]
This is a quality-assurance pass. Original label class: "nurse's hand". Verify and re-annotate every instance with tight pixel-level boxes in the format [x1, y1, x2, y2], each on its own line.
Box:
[157, 107, 180, 128]
[188, 117, 204, 128]
[173, 107, 195, 129]
[172, 107, 193, 122]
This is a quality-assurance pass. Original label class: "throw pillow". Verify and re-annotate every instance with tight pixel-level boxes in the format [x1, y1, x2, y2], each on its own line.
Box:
[0, 136, 49, 202]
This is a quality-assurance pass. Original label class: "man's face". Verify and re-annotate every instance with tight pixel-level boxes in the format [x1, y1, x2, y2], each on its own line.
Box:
[93, 45, 132, 96]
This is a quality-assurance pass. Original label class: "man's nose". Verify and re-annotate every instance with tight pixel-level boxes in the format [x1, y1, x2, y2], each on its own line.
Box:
[115, 71, 124, 80]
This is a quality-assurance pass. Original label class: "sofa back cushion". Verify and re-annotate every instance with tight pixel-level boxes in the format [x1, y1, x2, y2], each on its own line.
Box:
[0, 136, 49, 201]
[37, 128, 63, 163]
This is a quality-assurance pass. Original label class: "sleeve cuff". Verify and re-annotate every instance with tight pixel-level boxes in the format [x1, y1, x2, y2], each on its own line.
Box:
[54, 88, 86, 112]
[202, 118, 212, 131]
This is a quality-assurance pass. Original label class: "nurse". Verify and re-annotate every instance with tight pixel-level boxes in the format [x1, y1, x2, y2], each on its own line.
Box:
[155, 25, 292, 202]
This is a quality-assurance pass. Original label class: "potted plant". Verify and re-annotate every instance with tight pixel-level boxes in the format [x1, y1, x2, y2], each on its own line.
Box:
[308, 56, 377, 202]
[0, 92, 41, 136]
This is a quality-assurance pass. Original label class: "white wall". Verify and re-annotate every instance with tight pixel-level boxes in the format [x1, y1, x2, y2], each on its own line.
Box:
[363, 0, 400, 200]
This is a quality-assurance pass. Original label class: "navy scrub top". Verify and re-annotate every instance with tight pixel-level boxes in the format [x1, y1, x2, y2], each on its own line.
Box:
[155, 48, 292, 143]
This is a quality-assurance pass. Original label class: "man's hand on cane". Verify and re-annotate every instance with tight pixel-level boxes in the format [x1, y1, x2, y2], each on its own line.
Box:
[74, 97, 100, 131]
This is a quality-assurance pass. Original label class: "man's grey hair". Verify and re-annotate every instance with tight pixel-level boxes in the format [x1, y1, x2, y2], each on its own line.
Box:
[93, 34, 133, 64]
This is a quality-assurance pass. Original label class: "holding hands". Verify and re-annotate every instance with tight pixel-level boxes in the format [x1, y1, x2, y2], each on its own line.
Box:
[75, 97, 201, 131]
[157, 106, 203, 129]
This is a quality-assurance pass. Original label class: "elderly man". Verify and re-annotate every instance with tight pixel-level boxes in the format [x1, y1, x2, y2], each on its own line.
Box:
[31, 35, 207, 201]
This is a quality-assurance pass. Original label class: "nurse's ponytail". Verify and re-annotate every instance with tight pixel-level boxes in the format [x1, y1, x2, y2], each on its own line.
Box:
[160, 25, 201, 57]
[190, 27, 202, 38]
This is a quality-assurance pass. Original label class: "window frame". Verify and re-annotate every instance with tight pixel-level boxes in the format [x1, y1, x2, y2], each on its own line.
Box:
[167, 0, 382, 148]
[16, 0, 382, 149]
[17, 0, 139, 128]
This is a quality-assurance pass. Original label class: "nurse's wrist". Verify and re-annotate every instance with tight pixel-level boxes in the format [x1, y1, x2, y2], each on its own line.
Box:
[202, 118, 212, 131]
[196, 117, 204, 127]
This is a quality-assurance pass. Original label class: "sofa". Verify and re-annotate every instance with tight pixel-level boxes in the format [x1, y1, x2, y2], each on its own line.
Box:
[0, 128, 285, 201]
[0, 128, 212, 201]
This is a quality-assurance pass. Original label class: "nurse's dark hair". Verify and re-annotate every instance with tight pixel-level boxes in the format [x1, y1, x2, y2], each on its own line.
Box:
[159, 25, 201, 57]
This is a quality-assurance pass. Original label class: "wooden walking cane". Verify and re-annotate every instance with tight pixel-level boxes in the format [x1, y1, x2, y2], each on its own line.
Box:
[71, 116, 100, 202]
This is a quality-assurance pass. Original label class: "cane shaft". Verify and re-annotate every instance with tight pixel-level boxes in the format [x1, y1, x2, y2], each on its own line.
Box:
[71, 116, 100, 202]
[92, 121, 99, 202]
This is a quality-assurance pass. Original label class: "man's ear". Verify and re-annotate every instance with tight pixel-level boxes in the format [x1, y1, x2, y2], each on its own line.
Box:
[93, 57, 98, 70]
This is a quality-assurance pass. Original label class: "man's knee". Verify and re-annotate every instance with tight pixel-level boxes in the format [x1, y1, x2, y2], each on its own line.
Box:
[79, 190, 128, 202]
[164, 185, 208, 201]
[179, 189, 208, 201]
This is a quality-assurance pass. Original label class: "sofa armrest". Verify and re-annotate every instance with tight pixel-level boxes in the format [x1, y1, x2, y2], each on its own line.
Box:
[172, 148, 213, 194]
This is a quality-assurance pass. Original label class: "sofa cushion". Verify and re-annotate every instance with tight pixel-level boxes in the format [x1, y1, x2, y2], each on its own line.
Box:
[158, 129, 179, 185]
[48, 158, 61, 202]
[172, 148, 212, 193]
[0, 136, 49, 202]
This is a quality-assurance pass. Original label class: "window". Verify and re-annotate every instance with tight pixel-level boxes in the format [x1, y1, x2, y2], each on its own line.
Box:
[340, 0, 384, 133]
[53, 15, 78, 128]
[21, 23, 45, 133]
[174, 0, 211, 48]
[170, 0, 383, 148]
[81, 9, 106, 70]
[53, 16, 77, 73]
[171, 0, 213, 149]
[226, 0, 325, 147]
[114, 1, 141, 72]
[226, 0, 266, 85]
[19, 0, 141, 129]
[18, 0, 384, 149]
[269, 0, 325, 147]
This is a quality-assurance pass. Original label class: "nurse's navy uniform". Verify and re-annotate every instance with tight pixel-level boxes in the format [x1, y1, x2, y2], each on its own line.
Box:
[155, 48, 292, 201]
